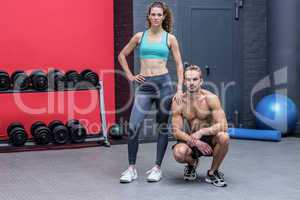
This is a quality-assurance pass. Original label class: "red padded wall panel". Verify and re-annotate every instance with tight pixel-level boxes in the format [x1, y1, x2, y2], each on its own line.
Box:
[0, 0, 115, 138]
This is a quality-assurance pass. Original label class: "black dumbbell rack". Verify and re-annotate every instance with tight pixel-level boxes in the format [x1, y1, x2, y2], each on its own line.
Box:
[0, 79, 110, 152]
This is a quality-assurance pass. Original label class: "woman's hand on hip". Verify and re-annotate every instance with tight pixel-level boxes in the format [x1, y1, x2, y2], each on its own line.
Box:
[128, 74, 145, 83]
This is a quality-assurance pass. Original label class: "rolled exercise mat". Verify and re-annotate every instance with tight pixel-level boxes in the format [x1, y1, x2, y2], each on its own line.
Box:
[228, 128, 281, 142]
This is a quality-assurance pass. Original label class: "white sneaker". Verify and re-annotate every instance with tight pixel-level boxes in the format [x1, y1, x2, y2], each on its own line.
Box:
[146, 167, 162, 182]
[120, 168, 138, 183]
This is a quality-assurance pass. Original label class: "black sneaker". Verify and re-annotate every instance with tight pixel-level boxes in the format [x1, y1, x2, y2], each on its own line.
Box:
[183, 165, 197, 180]
[183, 159, 199, 181]
[205, 170, 227, 187]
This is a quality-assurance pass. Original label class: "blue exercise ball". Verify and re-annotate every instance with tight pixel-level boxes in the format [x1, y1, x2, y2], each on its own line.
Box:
[255, 94, 298, 135]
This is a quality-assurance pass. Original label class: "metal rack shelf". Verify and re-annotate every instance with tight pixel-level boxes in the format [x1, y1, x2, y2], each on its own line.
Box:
[0, 80, 110, 149]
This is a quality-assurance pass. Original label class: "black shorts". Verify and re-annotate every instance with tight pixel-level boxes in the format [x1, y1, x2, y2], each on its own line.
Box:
[172, 136, 214, 159]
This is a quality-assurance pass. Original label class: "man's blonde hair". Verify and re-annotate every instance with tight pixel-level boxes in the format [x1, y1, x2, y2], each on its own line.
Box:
[185, 64, 202, 78]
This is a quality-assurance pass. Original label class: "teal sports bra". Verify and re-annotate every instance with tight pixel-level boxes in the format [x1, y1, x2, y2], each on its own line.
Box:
[139, 30, 170, 61]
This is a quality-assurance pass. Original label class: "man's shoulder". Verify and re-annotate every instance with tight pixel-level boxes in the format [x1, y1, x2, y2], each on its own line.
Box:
[201, 90, 222, 109]
[201, 90, 218, 101]
[201, 89, 217, 97]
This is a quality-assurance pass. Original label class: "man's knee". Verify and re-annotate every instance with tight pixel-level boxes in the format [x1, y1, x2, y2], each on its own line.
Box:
[173, 145, 190, 163]
[216, 132, 230, 146]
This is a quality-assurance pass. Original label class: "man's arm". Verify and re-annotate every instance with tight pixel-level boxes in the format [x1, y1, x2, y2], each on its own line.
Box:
[171, 101, 193, 143]
[194, 94, 228, 138]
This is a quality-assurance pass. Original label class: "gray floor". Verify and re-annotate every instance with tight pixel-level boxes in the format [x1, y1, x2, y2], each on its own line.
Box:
[0, 138, 300, 200]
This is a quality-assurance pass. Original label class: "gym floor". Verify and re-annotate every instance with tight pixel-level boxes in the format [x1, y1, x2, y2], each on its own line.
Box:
[1, 138, 299, 200]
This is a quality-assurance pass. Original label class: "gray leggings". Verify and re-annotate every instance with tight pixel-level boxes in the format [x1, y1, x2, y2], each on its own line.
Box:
[128, 73, 175, 166]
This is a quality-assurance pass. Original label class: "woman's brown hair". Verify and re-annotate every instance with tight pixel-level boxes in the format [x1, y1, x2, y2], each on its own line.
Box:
[146, 1, 173, 33]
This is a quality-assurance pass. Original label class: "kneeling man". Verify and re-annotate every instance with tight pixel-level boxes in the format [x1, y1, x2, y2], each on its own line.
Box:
[171, 65, 230, 187]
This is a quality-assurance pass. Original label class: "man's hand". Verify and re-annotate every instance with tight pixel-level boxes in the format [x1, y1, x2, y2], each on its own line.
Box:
[187, 131, 204, 147]
[190, 131, 203, 140]
[195, 140, 213, 156]
[186, 137, 197, 147]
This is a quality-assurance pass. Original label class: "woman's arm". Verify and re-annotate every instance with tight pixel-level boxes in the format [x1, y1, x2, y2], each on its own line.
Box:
[118, 32, 143, 81]
[169, 34, 184, 92]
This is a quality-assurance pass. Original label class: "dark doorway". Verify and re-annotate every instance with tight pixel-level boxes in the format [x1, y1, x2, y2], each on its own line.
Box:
[178, 0, 243, 124]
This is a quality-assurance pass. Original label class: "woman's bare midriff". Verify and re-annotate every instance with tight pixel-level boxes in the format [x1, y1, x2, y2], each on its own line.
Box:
[140, 59, 169, 77]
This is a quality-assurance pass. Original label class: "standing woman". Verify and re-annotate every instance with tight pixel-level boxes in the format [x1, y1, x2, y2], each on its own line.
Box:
[118, 1, 183, 183]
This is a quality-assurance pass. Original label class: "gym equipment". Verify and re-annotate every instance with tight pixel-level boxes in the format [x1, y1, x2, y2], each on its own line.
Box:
[30, 70, 48, 91]
[11, 70, 30, 90]
[65, 70, 81, 88]
[228, 128, 281, 142]
[30, 121, 52, 145]
[47, 69, 65, 90]
[97, 80, 110, 147]
[109, 124, 124, 139]
[80, 69, 99, 87]
[48, 120, 69, 144]
[0, 70, 11, 91]
[255, 94, 298, 135]
[0, 79, 110, 148]
[66, 119, 87, 143]
[7, 122, 28, 146]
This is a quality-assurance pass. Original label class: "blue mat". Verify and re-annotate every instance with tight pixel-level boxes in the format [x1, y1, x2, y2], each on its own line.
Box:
[228, 128, 281, 142]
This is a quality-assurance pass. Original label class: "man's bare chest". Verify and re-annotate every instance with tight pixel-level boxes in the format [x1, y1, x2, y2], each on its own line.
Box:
[181, 100, 212, 121]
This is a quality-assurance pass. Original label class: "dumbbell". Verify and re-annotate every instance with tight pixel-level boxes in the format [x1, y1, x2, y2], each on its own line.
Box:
[30, 121, 52, 145]
[30, 70, 48, 91]
[48, 120, 69, 144]
[48, 69, 65, 90]
[108, 124, 124, 139]
[11, 70, 30, 90]
[7, 122, 28, 146]
[0, 70, 11, 91]
[64, 70, 81, 88]
[80, 69, 99, 87]
[66, 119, 87, 143]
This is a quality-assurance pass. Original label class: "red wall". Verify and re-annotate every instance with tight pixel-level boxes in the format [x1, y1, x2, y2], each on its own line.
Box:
[0, 0, 115, 138]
